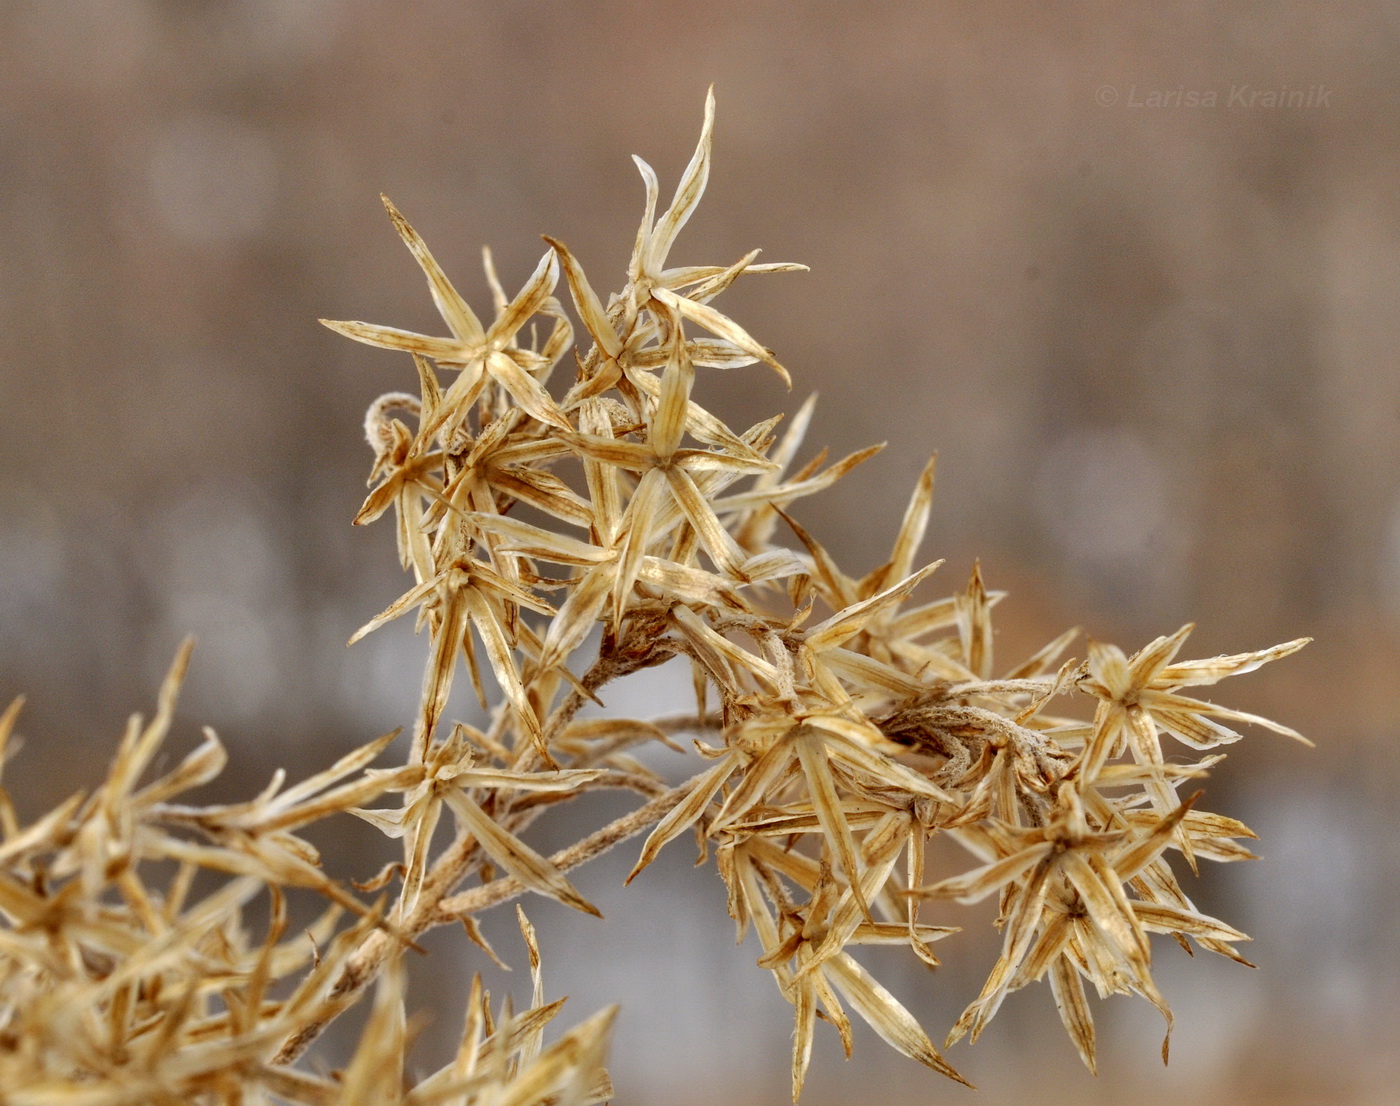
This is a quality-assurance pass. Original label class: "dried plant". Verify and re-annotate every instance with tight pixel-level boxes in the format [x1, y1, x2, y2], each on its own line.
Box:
[0, 91, 1309, 1104]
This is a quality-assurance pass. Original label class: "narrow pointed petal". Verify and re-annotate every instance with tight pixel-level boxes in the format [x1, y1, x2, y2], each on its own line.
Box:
[709, 733, 798, 832]
[417, 585, 470, 749]
[1004, 624, 1081, 680]
[665, 466, 750, 578]
[443, 790, 601, 917]
[671, 448, 776, 475]
[672, 248, 760, 304]
[627, 755, 737, 883]
[917, 843, 1055, 904]
[454, 767, 607, 792]
[883, 454, 937, 590]
[631, 337, 765, 370]
[348, 575, 440, 645]
[777, 508, 858, 611]
[562, 431, 657, 472]
[792, 974, 816, 1102]
[1169, 697, 1314, 745]
[1147, 711, 1236, 756]
[805, 716, 953, 801]
[1181, 809, 1258, 840]
[820, 647, 929, 699]
[952, 864, 1054, 1043]
[805, 561, 941, 653]
[1049, 955, 1097, 1073]
[1085, 638, 1133, 699]
[826, 953, 972, 1086]
[253, 766, 422, 834]
[482, 244, 509, 313]
[1114, 792, 1200, 880]
[425, 356, 487, 439]
[636, 556, 741, 608]
[644, 87, 715, 274]
[651, 339, 694, 458]
[541, 562, 617, 671]
[579, 399, 624, 543]
[262, 729, 401, 816]
[670, 604, 780, 689]
[0, 695, 23, 790]
[465, 512, 614, 565]
[461, 586, 542, 746]
[663, 260, 810, 289]
[321, 318, 469, 360]
[486, 247, 561, 347]
[1128, 623, 1195, 684]
[491, 466, 595, 528]
[1157, 636, 1311, 686]
[1133, 902, 1250, 944]
[1015, 911, 1076, 985]
[411, 351, 443, 431]
[485, 350, 571, 430]
[772, 392, 817, 473]
[629, 155, 661, 282]
[400, 794, 443, 914]
[956, 561, 993, 680]
[381, 194, 485, 343]
[1061, 851, 1150, 968]
[796, 729, 869, 919]
[652, 286, 790, 387]
[544, 236, 622, 359]
[612, 468, 667, 624]
[618, 366, 767, 464]
[347, 803, 413, 838]
[133, 726, 228, 805]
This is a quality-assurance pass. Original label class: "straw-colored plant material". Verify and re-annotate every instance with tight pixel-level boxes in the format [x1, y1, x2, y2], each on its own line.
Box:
[0, 89, 1309, 1103]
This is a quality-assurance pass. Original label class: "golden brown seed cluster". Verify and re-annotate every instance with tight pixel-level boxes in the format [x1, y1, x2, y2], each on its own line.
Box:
[0, 91, 1308, 1103]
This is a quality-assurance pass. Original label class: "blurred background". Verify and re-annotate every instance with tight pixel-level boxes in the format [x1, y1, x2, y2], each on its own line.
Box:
[1, 2, 1397, 1103]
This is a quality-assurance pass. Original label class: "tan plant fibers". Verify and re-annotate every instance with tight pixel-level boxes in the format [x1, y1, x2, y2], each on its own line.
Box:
[0, 91, 1309, 1103]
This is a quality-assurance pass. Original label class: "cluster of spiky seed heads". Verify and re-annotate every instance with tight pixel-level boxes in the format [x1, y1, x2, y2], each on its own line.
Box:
[0, 91, 1307, 1104]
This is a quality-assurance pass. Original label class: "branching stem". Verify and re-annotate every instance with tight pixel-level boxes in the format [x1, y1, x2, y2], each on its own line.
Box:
[272, 767, 704, 1064]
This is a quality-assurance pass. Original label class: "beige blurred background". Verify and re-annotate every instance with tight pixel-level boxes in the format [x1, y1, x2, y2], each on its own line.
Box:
[2, 2, 1397, 1103]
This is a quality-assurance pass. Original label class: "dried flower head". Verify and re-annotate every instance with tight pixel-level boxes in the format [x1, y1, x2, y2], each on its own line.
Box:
[0, 89, 1309, 1104]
